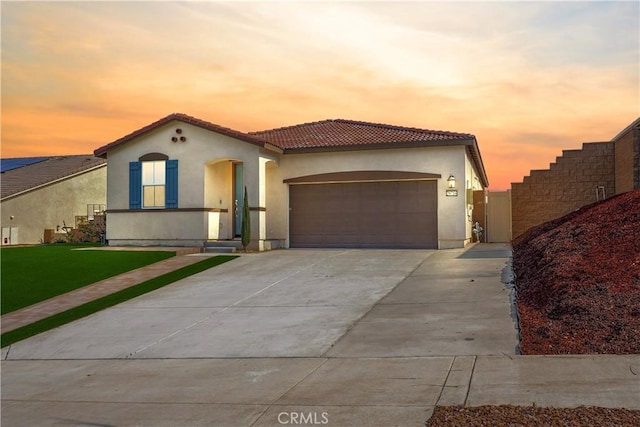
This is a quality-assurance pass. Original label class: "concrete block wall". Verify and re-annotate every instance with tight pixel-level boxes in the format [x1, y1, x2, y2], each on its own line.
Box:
[511, 141, 615, 239]
[614, 120, 640, 194]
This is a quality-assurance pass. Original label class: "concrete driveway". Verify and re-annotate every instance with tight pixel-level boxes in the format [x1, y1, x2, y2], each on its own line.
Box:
[4, 249, 431, 360]
[4, 245, 635, 427]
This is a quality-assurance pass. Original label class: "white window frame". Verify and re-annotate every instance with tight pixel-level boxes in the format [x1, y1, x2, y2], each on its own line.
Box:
[142, 160, 166, 208]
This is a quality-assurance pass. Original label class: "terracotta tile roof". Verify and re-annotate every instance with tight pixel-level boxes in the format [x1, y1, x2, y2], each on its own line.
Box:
[250, 119, 475, 150]
[94, 113, 275, 158]
[92, 113, 488, 187]
[1, 155, 106, 200]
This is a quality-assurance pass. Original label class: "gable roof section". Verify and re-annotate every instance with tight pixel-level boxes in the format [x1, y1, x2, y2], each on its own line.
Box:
[94, 113, 279, 158]
[1, 155, 106, 200]
[93, 113, 489, 187]
[252, 119, 488, 187]
[250, 119, 475, 150]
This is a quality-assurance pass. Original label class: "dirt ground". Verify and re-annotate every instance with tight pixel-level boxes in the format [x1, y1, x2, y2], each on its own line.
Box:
[426, 405, 640, 426]
[512, 190, 640, 355]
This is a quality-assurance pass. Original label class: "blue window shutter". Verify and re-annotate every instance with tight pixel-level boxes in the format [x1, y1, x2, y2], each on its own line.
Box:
[165, 159, 178, 208]
[129, 162, 142, 209]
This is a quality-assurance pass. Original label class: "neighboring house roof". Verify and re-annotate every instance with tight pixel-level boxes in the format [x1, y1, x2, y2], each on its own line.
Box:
[250, 119, 475, 150]
[1, 155, 106, 200]
[94, 113, 280, 158]
[611, 117, 640, 142]
[0, 157, 50, 173]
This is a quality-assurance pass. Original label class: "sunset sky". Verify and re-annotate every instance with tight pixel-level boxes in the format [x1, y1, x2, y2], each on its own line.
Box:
[2, 1, 638, 190]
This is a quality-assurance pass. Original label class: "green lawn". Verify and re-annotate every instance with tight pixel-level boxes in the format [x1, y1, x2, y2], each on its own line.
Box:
[1, 244, 175, 314]
[1, 255, 238, 347]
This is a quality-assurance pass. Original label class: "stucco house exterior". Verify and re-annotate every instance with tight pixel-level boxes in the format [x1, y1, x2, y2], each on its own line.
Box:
[94, 113, 488, 250]
[0, 155, 106, 245]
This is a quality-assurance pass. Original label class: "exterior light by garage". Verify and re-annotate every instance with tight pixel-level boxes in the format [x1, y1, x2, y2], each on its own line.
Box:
[447, 174, 456, 189]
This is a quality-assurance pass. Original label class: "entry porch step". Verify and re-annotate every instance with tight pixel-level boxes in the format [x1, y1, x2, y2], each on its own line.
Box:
[204, 240, 243, 253]
[203, 246, 237, 253]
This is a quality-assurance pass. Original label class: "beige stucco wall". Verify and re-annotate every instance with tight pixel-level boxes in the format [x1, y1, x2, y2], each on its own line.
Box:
[463, 149, 485, 244]
[106, 122, 267, 209]
[107, 211, 206, 246]
[0, 166, 106, 244]
[103, 119, 484, 249]
[268, 145, 472, 249]
[105, 120, 279, 245]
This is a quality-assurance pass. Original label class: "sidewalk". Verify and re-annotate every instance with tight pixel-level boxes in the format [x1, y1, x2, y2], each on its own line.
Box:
[1, 244, 638, 426]
[1, 247, 204, 333]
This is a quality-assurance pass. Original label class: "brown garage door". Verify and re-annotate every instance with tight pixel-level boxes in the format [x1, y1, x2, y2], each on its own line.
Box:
[289, 180, 438, 248]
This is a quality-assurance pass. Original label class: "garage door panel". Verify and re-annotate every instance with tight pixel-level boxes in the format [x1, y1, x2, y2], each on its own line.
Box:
[290, 180, 437, 248]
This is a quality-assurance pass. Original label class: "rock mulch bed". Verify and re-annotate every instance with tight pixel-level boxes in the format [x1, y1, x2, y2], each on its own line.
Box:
[426, 191, 640, 426]
[426, 405, 640, 426]
[512, 189, 640, 355]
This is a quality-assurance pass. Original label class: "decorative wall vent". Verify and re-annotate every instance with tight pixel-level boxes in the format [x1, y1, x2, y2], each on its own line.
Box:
[171, 128, 187, 143]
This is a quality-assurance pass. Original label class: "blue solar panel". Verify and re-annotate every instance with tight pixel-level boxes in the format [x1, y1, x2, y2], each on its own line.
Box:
[0, 157, 50, 173]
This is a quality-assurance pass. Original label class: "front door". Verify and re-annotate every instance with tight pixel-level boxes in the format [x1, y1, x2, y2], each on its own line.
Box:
[233, 162, 244, 237]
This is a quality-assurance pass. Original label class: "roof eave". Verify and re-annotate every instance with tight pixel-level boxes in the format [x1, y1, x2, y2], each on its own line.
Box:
[93, 113, 275, 158]
[466, 138, 490, 188]
[279, 138, 477, 154]
[611, 117, 640, 142]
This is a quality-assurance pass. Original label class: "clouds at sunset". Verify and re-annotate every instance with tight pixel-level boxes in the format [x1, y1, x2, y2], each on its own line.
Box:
[2, 1, 638, 189]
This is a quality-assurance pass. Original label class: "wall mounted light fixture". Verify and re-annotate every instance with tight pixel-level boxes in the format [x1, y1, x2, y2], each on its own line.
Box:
[447, 174, 456, 189]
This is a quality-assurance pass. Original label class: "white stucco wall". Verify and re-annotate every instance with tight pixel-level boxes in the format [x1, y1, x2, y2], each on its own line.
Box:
[464, 149, 485, 241]
[104, 120, 278, 245]
[107, 211, 206, 246]
[1, 166, 106, 244]
[266, 145, 471, 249]
[103, 119, 486, 249]
[106, 122, 266, 209]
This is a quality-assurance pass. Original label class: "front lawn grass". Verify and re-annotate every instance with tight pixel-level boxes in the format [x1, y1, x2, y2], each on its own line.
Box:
[1, 255, 238, 347]
[1, 244, 175, 314]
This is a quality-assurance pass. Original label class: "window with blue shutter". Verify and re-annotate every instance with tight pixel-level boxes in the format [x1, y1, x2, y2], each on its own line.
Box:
[131, 157, 178, 210]
[129, 162, 142, 209]
[165, 159, 178, 208]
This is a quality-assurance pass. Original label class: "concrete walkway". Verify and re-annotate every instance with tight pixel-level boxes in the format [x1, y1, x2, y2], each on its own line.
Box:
[2, 244, 638, 426]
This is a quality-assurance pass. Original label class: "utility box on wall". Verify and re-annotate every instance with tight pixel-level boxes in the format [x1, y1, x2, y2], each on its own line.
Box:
[2, 227, 18, 245]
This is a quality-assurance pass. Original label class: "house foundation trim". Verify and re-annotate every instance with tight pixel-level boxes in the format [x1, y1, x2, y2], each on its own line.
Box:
[107, 208, 229, 213]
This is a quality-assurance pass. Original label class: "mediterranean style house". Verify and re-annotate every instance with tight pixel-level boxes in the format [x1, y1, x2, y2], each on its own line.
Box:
[94, 113, 488, 250]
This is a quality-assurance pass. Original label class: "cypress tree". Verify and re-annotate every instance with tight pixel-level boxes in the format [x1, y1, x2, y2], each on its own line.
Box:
[241, 186, 251, 251]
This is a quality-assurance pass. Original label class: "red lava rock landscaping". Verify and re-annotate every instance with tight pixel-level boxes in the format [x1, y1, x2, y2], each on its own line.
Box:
[426, 405, 640, 426]
[512, 189, 640, 354]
